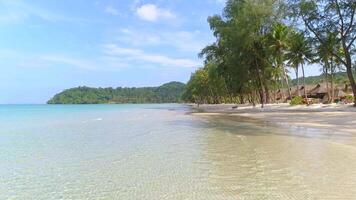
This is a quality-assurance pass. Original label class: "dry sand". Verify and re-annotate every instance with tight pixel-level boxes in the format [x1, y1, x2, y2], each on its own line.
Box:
[191, 103, 356, 134]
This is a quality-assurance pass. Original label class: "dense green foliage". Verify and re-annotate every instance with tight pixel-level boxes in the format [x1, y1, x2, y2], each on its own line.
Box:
[47, 82, 186, 104]
[288, 0, 356, 103]
[182, 63, 228, 104]
[290, 96, 304, 105]
[346, 95, 355, 103]
[183, 0, 356, 106]
[291, 71, 356, 86]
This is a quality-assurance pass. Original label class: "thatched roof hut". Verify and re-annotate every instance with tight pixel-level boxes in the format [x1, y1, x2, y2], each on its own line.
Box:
[276, 88, 290, 100]
[308, 84, 327, 98]
[308, 83, 348, 99]
[290, 85, 314, 98]
[277, 83, 350, 102]
[334, 89, 347, 99]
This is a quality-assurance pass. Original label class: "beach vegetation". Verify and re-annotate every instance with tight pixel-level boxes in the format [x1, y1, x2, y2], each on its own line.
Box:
[346, 95, 355, 104]
[182, 63, 228, 104]
[290, 96, 304, 105]
[183, 0, 356, 107]
[288, 0, 356, 105]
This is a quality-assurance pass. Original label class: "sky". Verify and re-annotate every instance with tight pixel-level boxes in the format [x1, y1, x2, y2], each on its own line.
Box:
[0, 0, 320, 104]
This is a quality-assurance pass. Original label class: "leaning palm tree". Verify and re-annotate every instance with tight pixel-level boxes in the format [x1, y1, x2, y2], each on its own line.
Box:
[286, 31, 313, 103]
[270, 23, 292, 100]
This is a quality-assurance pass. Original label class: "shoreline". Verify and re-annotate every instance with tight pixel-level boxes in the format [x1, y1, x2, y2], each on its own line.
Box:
[190, 103, 356, 135]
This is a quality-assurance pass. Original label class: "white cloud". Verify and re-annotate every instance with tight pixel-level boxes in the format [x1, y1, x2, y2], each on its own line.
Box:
[136, 4, 175, 22]
[104, 6, 120, 16]
[118, 28, 161, 45]
[16, 53, 132, 71]
[0, 49, 19, 59]
[40, 55, 95, 70]
[0, 0, 91, 24]
[10, 47, 199, 71]
[117, 28, 211, 53]
[14, 54, 96, 70]
[103, 44, 200, 68]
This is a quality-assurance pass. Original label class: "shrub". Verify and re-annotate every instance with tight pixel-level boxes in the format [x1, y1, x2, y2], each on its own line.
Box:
[345, 95, 354, 103]
[290, 96, 304, 105]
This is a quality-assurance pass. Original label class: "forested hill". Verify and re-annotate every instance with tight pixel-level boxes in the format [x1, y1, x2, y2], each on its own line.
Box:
[291, 71, 355, 86]
[47, 82, 186, 104]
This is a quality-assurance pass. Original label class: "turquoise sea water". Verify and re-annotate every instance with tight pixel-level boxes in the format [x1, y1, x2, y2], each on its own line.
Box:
[1, 104, 356, 199]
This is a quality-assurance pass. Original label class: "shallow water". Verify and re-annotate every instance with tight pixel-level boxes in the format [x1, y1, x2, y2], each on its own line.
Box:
[1, 104, 356, 199]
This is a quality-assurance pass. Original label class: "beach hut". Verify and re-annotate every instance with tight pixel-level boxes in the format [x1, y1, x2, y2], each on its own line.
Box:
[308, 84, 328, 99]
[308, 83, 349, 102]
[290, 86, 300, 97]
[334, 88, 347, 99]
[276, 88, 290, 101]
[276, 83, 350, 103]
[288, 85, 315, 99]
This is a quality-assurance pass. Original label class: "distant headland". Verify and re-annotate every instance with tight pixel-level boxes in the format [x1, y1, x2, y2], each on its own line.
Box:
[47, 82, 186, 104]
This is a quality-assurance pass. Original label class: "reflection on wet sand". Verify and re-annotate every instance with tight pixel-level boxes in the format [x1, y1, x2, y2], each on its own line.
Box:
[198, 115, 356, 199]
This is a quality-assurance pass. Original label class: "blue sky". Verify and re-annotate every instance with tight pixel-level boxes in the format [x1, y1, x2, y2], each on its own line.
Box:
[0, 0, 320, 104]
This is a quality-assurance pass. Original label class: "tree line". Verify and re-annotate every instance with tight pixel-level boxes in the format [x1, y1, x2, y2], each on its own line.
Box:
[183, 0, 356, 106]
[47, 82, 186, 104]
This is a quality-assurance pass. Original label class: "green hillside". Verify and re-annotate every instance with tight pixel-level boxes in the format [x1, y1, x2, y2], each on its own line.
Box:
[47, 82, 186, 104]
[291, 71, 354, 86]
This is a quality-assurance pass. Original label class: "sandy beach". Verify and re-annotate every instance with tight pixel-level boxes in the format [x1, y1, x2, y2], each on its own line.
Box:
[191, 103, 356, 135]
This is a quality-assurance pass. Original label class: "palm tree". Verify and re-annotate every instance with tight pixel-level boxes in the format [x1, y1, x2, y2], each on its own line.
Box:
[270, 23, 292, 100]
[289, 63, 300, 96]
[286, 31, 313, 103]
[317, 43, 331, 102]
[316, 33, 340, 103]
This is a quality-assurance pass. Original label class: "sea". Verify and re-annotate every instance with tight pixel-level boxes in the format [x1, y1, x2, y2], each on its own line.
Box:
[1, 104, 356, 199]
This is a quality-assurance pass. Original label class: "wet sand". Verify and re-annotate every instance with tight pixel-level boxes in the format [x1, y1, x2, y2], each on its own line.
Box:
[191, 103, 356, 135]
[190, 103, 356, 199]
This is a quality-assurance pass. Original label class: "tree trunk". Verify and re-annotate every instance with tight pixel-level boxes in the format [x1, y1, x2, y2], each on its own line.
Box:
[280, 77, 285, 102]
[264, 79, 270, 104]
[259, 89, 264, 107]
[266, 88, 270, 104]
[346, 64, 356, 106]
[249, 93, 256, 107]
[255, 60, 266, 107]
[273, 80, 277, 103]
[295, 66, 300, 96]
[342, 41, 356, 106]
[273, 76, 278, 103]
[283, 66, 292, 100]
[330, 62, 335, 103]
[301, 63, 308, 104]
[325, 63, 330, 103]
